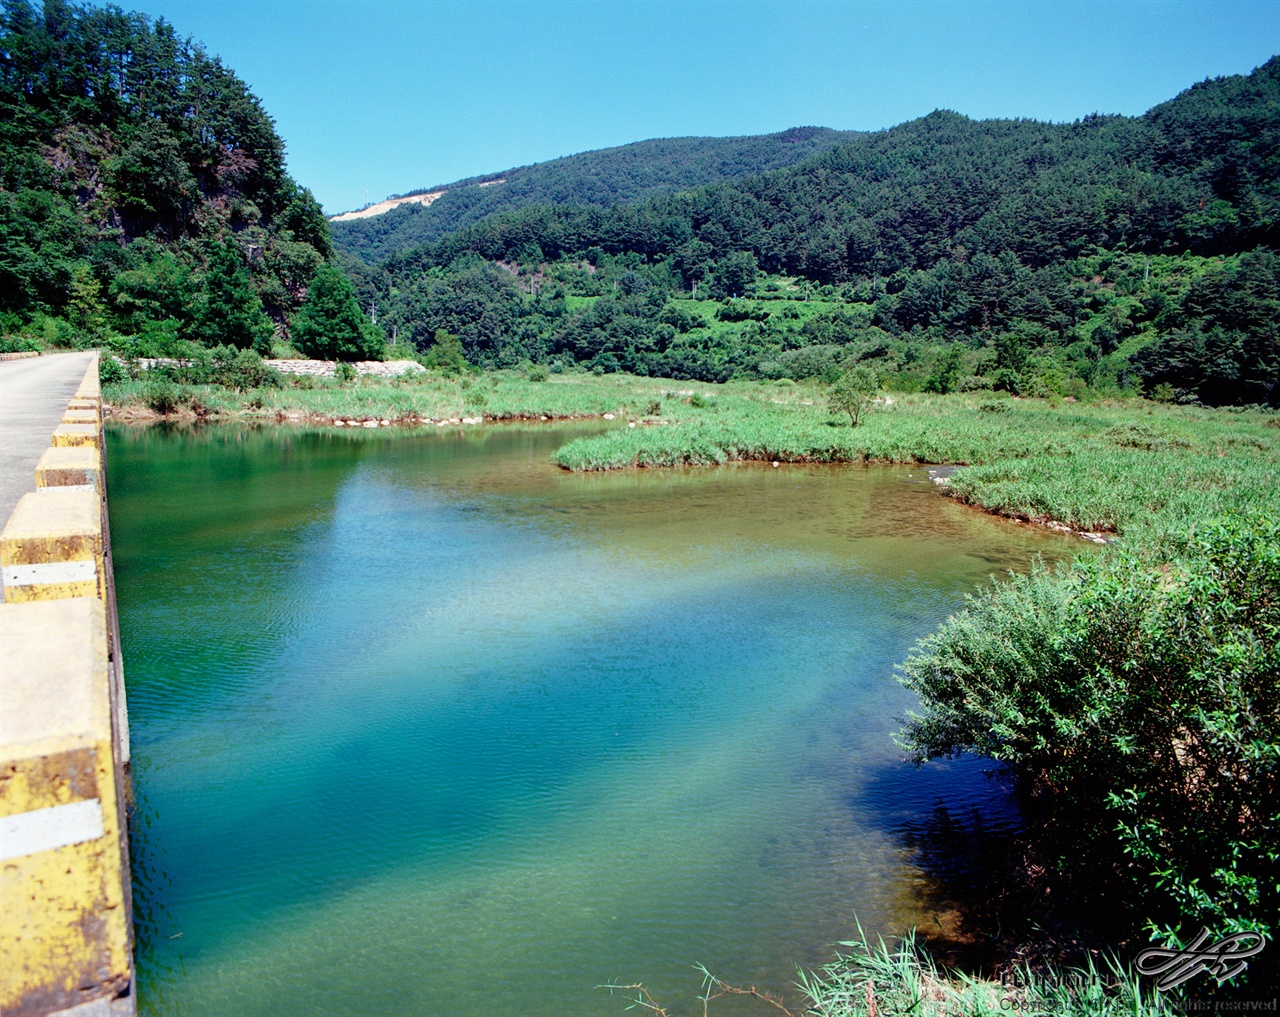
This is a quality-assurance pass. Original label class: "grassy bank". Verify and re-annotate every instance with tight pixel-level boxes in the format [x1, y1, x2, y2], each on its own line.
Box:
[104, 369, 676, 424]
[105, 369, 1280, 539]
[549, 384, 1279, 540]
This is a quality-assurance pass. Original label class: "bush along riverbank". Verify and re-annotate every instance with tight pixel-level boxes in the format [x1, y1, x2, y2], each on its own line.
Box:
[105, 361, 1280, 1005]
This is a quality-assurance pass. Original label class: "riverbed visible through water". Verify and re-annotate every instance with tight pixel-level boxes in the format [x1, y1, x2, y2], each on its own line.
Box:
[106, 423, 1069, 1016]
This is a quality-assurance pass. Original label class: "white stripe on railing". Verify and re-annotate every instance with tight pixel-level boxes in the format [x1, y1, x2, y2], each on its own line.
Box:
[36, 484, 98, 494]
[2, 560, 98, 586]
[0, 799, 105, 860]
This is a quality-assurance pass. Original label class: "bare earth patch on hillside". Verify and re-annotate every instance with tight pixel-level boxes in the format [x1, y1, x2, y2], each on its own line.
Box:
[329, 191, 445, 221]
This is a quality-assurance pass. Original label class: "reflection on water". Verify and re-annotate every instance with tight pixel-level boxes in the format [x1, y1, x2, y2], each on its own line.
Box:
[107, 423, 1071, 1016]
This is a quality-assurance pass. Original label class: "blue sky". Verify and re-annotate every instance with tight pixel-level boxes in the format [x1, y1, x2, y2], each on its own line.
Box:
[121, 1, 1279, 215]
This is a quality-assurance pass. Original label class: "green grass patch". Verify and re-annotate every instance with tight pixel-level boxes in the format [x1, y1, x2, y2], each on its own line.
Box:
[553, 383, 1279, 537]
[106, 369, 1280, 540]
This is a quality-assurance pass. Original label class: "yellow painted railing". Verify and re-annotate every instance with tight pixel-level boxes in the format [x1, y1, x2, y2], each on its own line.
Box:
[1, 354, 135, 1016]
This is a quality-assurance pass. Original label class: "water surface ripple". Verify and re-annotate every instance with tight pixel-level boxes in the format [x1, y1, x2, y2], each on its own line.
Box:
[107, 423, 1068, 1017]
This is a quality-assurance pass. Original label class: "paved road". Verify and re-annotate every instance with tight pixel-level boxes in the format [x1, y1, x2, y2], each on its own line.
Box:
[0, 352, 96, 525]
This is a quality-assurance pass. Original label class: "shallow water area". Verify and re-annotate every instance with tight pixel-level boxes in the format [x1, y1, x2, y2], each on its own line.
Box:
[107, 422, 1070, 1016]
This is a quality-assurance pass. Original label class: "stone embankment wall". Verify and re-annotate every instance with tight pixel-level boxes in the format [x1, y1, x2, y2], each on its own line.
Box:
[134, 356, 425, 379]
[1, 355, 135, 1016]
[263, 358, 425, 378]
[0, 351, 41, 361]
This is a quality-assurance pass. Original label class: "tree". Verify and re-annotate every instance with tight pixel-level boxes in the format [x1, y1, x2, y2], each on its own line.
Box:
[829, 365, 879, 426]
[290, 262, 384, 361]
[924, 344, 963, 394]
[421, 329, 469, 375]
[708, 250, 758, 299]
[192, 239, 274, 352]
[67, 262, 107, 336]
[0, 2, 332, 337]
[109, 246, 191, 330]
[106, 118, 196, 226]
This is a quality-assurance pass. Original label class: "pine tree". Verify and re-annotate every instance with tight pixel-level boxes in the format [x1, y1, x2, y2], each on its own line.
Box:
[67, 262, 107, 337]
[290, 262, 384, 361]
[421, 329, 468, 374]
[192, 239, 274, 352]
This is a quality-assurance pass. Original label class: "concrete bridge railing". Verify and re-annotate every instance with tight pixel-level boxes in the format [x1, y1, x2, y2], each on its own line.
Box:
[1, 354, 135, 1016]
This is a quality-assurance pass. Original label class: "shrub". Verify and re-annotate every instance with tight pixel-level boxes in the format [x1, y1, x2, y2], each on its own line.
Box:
[1, 333, 42, 353]
[923, 345, 963, 394]
[99, 356, 126, 384]
[213, 346, 281, 390]
[657, 303, 708, 333]
[898, 513, 1279, 946]
[714, 299, 769, 323]
[143, 376, 181, 414]
[22, 313, 75, 349]
[526, 363, 549, 382]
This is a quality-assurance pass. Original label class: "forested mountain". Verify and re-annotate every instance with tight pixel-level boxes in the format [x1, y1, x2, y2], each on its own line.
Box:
[380, 60, 1279, 276]
[1, 0, 1274, 403]
[342, 57, 1278, 405]
[329, 127, 861, 263]
[0, 0, 332, 349]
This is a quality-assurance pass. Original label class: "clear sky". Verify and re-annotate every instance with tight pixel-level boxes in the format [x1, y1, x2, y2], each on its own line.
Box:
[118, 0, 1279, 215]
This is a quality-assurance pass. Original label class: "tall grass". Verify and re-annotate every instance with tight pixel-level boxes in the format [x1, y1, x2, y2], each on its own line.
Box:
[553, 386, 1279, 537]
[105, 369, 679, 423]
[797, 931, 1174, 1017]
[606, 931, 1174, 1017]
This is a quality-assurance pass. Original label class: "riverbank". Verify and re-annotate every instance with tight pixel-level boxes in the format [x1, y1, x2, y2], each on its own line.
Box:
[103, 370, 1280, 543]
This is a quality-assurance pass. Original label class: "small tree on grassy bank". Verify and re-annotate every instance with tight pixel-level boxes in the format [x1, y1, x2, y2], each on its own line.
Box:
[422, 329, 469, 375]
[829, 365, 879, 426]
[290, 263, 385, 361]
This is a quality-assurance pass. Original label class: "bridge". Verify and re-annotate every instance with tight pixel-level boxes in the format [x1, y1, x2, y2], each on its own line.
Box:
[0, 352, 135, 1016]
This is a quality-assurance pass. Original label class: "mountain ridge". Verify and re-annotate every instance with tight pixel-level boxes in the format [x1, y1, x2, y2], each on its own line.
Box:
[329, 126, 862, 261]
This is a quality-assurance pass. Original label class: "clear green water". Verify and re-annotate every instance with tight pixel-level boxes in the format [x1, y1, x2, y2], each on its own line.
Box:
[107, 423, 1068, 1017]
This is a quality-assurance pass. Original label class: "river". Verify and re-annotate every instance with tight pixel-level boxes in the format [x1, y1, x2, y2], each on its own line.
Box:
[107, 422, 1068, 1016]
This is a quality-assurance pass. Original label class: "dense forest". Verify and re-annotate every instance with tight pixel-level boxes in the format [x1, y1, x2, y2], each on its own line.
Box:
[335, 57, 1279, 406]
[2, 0, 1276, 404]
[0, 0, 388, 360]
[329, 127, 862, 262]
